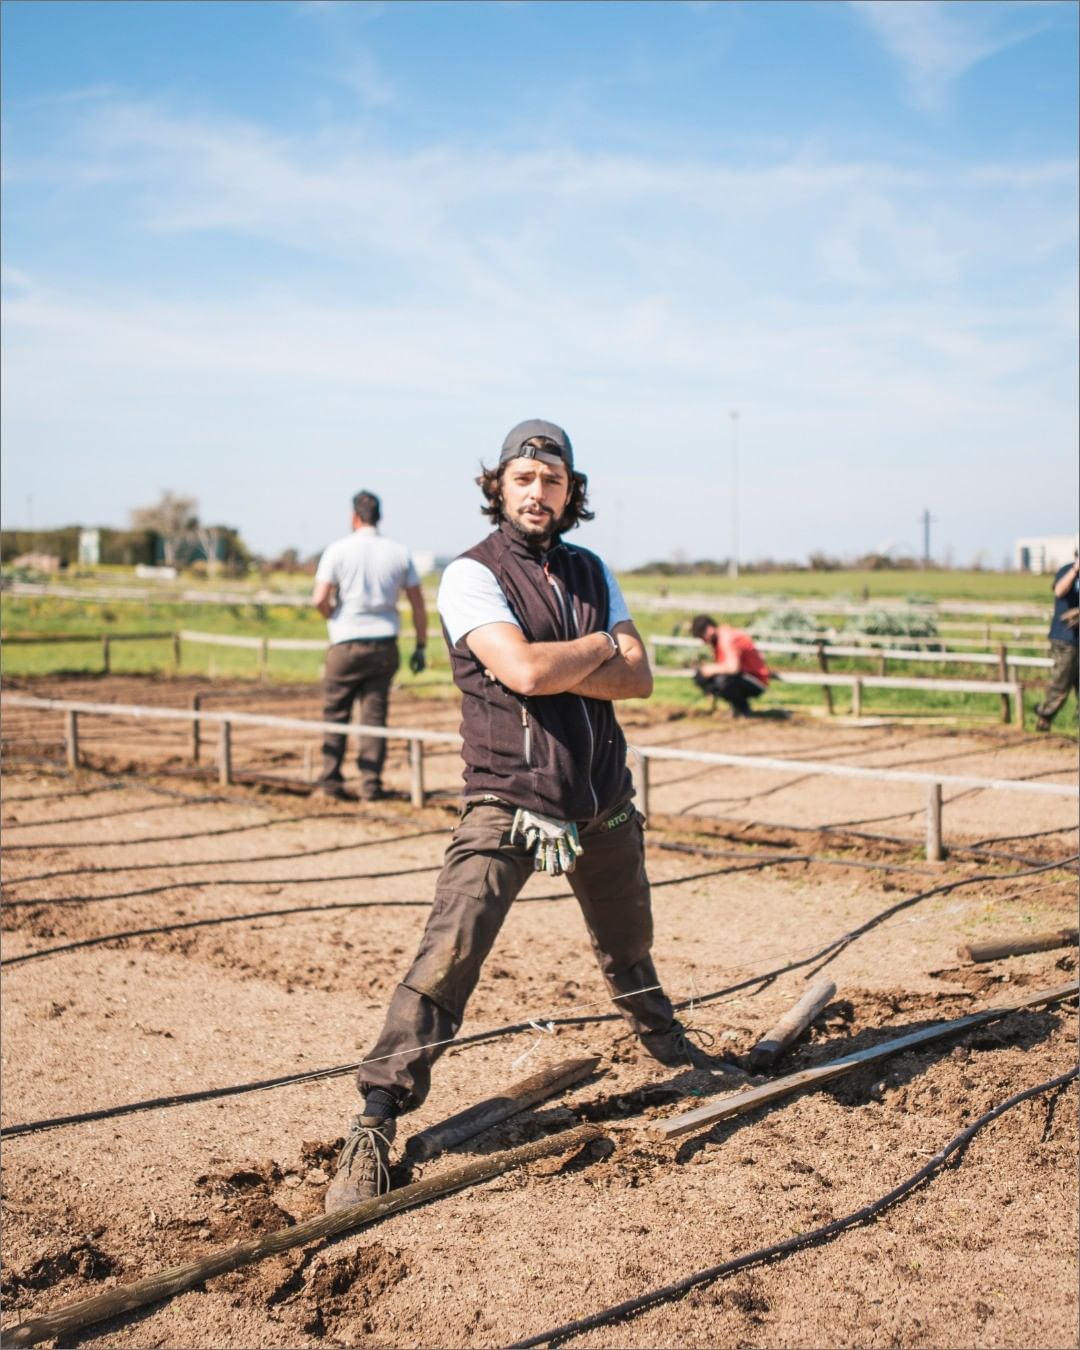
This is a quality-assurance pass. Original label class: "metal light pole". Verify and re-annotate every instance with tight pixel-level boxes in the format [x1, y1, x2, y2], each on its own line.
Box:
[728, 410, 739, 579]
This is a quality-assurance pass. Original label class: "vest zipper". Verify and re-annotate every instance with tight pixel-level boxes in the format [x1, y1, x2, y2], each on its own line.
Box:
[544, 559, 599, 816]
[520, 701, 532, 766]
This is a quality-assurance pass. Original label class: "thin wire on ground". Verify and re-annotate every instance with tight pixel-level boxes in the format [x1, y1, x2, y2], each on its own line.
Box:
[3, 856, 1073, 1136]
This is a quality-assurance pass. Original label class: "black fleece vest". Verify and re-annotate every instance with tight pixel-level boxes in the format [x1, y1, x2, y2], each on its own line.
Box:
[445, 523, 632, 821]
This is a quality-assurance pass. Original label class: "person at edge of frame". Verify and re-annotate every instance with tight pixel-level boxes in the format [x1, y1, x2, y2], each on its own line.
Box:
[689, 613, 771, 717]
[311, 490, 428, 802]
[323, 418, 740, 1211]
[1034, 546, 1079, 732]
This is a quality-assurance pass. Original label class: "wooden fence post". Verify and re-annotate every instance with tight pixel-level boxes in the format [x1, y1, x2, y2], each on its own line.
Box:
[997, 644, 1010, 723]
[1012, 682, 1025, 729]
[409, 738, 425, 808]
[259, 638, 269, 682]
[65, 709, 79, 770]
[101, 636, 111, 675]
[816, 641, 834, 716]
[172, 633, 181, 670]
[926, 781, 944, 861]
[218, 720, 232, 787]
[851, 678, 863, 718]
[191, 694, 201, 764]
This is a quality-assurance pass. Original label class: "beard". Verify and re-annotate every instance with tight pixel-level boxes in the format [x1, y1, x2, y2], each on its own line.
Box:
[506, 503, 562, 545]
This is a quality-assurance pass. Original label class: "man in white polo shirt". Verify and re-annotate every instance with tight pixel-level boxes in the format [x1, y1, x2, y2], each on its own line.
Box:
[312, 490, 427, 802]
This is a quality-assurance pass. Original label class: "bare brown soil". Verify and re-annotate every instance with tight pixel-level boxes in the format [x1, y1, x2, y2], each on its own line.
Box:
[1, 674, 1077, 1349]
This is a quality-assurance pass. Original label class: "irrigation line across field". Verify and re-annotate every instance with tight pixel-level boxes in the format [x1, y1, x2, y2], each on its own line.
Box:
[506, 1068, 1079, 1349]
[2, 824, 448, 885]
[3, 857, 1074, 1137]
[0, 805, 438, 852]
[0, 793, 229, 831]
[0, 850, 989, 965]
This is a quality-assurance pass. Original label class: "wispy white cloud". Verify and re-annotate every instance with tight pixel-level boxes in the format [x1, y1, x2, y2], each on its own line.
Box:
[3, 95, 1075, 561]
[850, 1, 1051, 111]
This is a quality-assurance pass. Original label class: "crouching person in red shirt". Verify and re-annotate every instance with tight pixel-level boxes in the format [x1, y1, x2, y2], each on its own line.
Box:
[689, 613, 770, 717]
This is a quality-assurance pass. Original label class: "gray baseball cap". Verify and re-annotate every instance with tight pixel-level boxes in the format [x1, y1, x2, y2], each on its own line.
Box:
[499, 419, 579, 476]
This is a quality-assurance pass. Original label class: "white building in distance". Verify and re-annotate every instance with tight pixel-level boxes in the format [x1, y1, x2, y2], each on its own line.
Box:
[1015, 534, 1078, 573]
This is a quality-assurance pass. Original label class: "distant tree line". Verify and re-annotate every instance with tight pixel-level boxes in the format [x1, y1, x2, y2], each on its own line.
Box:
[628, 552, 926, 575]
[1, 491, 251, 574]
[0, 527, 157, 566]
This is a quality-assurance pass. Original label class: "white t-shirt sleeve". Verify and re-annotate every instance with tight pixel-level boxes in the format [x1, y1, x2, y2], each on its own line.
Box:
[314, 540, 341, 586]
[404, 555, 420, 589]
[438, 555, 632, 647]
[601, 560, 632, 628]
[438, 559, 521, 647]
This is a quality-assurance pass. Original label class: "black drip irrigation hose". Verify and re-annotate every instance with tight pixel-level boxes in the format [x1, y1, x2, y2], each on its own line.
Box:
[0, 809, 382, 852]
[0, 781, 125, 806]
[685, 812, 1079, 871]
[0, 793, 226, 831]
[0, 862, 445, 909]
[3, 824, 448, 885]
[0, 866, 754, 949]
[505, 1067, 1079, 1349]
[3, 857, 1073, 1136]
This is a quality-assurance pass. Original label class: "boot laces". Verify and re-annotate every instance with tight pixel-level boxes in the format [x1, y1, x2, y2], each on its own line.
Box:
[336, 1120, 394, 1196]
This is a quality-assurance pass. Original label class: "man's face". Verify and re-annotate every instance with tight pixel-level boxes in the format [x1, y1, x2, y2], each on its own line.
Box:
[501, 457, 571, 543]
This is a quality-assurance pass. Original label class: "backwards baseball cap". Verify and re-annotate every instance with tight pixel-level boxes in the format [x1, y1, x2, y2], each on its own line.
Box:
[499, 419, 581, 479]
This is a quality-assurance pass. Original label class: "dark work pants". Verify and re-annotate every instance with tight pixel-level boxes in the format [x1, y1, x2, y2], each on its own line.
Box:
[694, 670, 764, 715]
[358, 800, 676, 1111]
[320, 639, 400, 792]
[1035, 639, 1079, 723]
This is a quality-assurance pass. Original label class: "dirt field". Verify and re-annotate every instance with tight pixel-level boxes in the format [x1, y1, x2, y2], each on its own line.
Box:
[1, 674, 1077, 1349]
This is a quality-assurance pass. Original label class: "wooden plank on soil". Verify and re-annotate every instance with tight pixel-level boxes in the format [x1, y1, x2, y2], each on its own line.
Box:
[652, 981, 1078, 1141]
[405, 1055, 602, 1162]
[748, 980, 836, 1071]
[959, 928, 1079, 964]
[0, 1123, 605, 1349]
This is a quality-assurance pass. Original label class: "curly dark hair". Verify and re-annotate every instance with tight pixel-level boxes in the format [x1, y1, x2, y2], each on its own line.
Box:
[476, 463, 594, 532]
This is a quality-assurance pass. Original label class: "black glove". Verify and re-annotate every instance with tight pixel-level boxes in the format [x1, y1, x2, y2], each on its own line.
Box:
[409, 645, 426, 675]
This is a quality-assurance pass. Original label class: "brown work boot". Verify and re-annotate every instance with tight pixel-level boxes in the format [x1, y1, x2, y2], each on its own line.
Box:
[639, 1020, 745, 1075]
[323, 1115, 397, 1212]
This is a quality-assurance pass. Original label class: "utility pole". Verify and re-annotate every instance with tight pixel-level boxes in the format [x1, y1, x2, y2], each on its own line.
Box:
[921, 508, 934, 568]
[728, 410, 739, 579]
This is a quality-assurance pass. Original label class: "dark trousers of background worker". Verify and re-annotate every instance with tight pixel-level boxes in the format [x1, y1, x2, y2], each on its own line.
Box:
[319, 638, 400, 798]
[356, 800, 676, 1111]
[693, 670, 764, 717]
[1035, 639, 1079, 725]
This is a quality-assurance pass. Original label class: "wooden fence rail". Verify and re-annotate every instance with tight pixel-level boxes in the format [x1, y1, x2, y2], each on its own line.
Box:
[650, 634, 1051, 670]
[3, 694, 1075, 863]
[652, 665, 1027, 726]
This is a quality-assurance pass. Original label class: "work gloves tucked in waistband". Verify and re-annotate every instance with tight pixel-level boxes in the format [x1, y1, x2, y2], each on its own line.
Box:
[510, 808, 584, 876]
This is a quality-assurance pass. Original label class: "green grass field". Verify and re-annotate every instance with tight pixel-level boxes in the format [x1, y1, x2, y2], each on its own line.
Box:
[2, 573, 1074, 734]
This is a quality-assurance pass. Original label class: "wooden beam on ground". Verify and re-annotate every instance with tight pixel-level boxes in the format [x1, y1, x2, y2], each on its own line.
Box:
[405, 1055, 602, 1163]
[748, 980, 836, 1072]
[651, 982, 1077, 1141]
[0, 1122, 604, 1349]
[959, 929, 1079, 964]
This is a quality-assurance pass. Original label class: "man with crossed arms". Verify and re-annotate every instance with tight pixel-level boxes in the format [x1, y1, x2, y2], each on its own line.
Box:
[325, 418, 730, 1210]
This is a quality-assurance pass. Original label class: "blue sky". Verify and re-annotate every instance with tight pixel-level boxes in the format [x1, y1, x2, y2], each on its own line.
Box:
[2, 0, 1076, 569]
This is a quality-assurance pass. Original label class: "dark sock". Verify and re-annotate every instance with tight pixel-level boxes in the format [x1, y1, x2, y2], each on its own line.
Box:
[362, 1088, 400, 1120]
